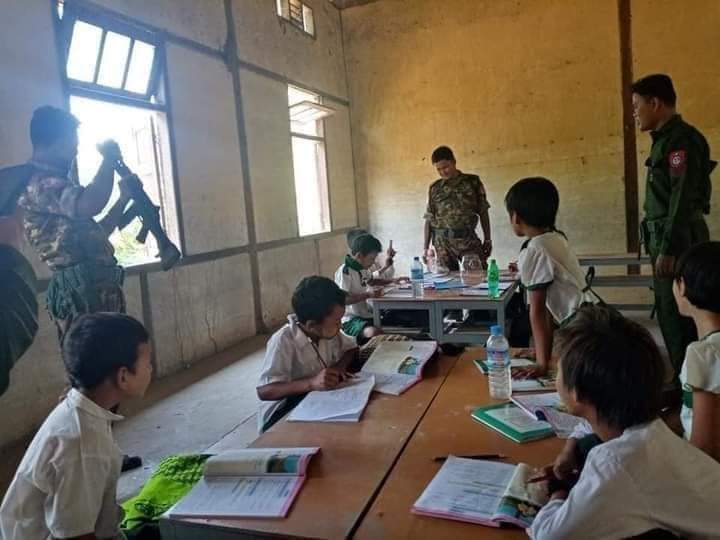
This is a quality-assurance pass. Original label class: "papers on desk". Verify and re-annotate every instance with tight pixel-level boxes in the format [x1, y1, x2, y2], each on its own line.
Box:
[288, 373, 375, 422]
[166, 447, 320, 519]
[412, 457, 548, 528]
[511, 392, 584, 438]
[361, 340, 438, 395]
[473, 358, 557, 393]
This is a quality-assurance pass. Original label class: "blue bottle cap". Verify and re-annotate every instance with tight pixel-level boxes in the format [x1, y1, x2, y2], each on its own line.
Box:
[490, 325, 502, 336]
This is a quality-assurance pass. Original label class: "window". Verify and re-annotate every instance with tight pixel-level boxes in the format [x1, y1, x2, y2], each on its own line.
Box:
[57, 5, 180, 267]
[288, 86, 335, 236]
[276, 0, 315, 36]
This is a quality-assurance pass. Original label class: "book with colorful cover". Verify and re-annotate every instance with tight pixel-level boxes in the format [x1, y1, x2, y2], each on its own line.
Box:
[412, 456, 549, 528]
[361, 340, 438, 395]
[511, 392, 584, 439]
[471, 403, 554, 443]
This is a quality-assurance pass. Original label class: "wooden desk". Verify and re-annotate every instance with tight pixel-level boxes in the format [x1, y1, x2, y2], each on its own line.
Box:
[353, 348, 565, 540]
[160, 353, 459, 540]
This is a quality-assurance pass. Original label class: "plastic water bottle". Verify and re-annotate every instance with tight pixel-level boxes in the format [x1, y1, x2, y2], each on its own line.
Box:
[411, 256, 424, 298]
[487, 258, 500, 299]
[486, 325, 511, 400]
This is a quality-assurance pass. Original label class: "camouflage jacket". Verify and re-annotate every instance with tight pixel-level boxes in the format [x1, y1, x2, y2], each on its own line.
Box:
[17, 161, 116, 270]
[423, 171, 490, 230]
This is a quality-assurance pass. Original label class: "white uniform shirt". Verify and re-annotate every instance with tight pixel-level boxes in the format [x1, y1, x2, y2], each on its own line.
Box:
[529, 418, 720, 540]
[256, 315, 357, 431]
[680, 331, 720, 438]
[0, 389, 124, 540]
[371, 261, 395, 280]
[335, 263, 374, 321]
[518, 232, 593, 324]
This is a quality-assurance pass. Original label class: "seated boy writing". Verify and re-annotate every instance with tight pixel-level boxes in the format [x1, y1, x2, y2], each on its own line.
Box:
[673, 241, 720, 461]
[505, 177, 593, 378]
[346, 228, 396, 279]
[529, 305, 720, 540]
[0, 313, 152, 540]
[256, 276, 358, 432]
[335, 233, 404, 344]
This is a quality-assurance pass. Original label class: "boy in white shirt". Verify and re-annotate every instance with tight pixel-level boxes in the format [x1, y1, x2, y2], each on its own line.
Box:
[529, 305, 720, 540]
[256, 276, 359, 432]
[673, 241, 720, 461]
[346, 228, 396, 279]
[0, 313, 153, 540]
[505, 177, 593, 378]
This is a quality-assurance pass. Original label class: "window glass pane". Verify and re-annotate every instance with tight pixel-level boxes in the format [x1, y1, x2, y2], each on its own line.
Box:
[292, 137, 330, 236]
[276, 0, 289, 18]
[289, 0, 303, 25]
[66, 21, 103, 82]
[288, 86, 322, 136]
[124, 40, 155, 94]
[303, 5, 315, 35]
[96, 31, 131, 88]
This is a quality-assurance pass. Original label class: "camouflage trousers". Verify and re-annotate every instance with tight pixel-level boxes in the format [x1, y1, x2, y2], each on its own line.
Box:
[46, 262, 126, 344]
[433, 234, 487, 271]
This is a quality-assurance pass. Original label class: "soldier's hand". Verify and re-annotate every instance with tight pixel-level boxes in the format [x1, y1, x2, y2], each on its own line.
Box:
[119, 174, 142, 201]
[482, 239, 493, 257]
[97, 139, 122, 162]
[654, 254, 676, 279]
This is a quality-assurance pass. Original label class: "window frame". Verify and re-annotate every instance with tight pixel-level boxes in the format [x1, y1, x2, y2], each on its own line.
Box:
[276, 0, 316, 38]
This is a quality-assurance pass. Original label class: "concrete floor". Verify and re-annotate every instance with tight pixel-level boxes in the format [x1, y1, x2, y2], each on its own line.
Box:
[0, 311, 664, 503]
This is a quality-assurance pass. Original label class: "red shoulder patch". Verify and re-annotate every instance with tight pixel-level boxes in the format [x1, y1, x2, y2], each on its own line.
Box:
[669, 150, 687, 173]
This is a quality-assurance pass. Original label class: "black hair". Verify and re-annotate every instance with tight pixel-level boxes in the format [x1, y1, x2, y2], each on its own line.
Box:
[431, 146, 455, 164]
[30, 105, 80, 148]
[346, 228, 368, 250]
[555, 305, 664, 431]
[505, 177, 559, 229]
[62, 313, 149, 390]
[292, 276, 347, 324]
[674, 241, 720, 313]
[631, 74, 677, 107]
[351, 233, 382, 256]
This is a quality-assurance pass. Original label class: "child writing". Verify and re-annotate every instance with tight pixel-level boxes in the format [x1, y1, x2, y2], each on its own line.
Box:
[0, 313, 153, 540]
[505, 177, 592, 378]
[256, 276, 358, 432]
[529, 305, 720, 539]
[673, 241, 720, 461]
[346, 228, 396, 279]
[335, 233, 405, 344]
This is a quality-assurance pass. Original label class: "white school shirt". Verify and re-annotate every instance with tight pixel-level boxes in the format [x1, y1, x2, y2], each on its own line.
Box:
[335, 262, 374, 321]
[371, 261, 395, 280]
[529, 418, 720, 540]
[680, 331, 720, 438]
[0, 389, 124, 540]
[256, 314, 357, 431]
[518, 232, 593, 325]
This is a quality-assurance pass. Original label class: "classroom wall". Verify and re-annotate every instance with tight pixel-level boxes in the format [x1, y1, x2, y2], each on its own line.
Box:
[342, 0, 719, 273]
[0, 0, 355, 448]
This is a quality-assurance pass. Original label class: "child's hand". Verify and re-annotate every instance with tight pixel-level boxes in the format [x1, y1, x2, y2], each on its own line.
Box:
[310, 368, 344, 391]
[552, 439, 579, 481]
[394, 276, 409, 284]
[386, 241, 397, 259]
[366, 287, 383, 299]
[508, 261, 519, 273]
[512, 363, 547, 380]
[514, 347, 535, 359]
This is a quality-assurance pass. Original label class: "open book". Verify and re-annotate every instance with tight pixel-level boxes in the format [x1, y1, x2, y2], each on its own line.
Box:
[287, 372, 375, 422]
[471, 403, 554, 443]
[473, 358, 557, 393]
[167, 447, 320, 519]
[511, 392, 584, 438]
[413, 457, 549, 528]
[361, 340, 437, 395]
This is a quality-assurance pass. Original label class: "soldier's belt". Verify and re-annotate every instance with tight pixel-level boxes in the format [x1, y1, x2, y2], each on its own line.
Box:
[433, 227, 473, 239]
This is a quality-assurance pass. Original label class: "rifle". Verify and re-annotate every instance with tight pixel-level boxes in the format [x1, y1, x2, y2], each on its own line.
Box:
[97, 140, 181, 271]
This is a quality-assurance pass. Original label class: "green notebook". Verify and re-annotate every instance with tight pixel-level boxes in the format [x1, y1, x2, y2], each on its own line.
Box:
[471, 403, 554, 443]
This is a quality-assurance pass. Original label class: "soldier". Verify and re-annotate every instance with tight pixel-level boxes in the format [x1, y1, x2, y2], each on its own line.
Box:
[633, 74, 714, 377]
[423, 146, 492, 271]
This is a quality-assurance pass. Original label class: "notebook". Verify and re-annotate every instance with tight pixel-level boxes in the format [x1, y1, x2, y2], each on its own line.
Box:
[166, 447, 320, 519]
[511, 392, 584, 438]
[471, 403, 554, 443]
[288, 373, 375, 422]
[412, 457, 549, 528]
[361, 340, 437, 395]
[473, 358, 556, 393]
[471, 281, 515, 291]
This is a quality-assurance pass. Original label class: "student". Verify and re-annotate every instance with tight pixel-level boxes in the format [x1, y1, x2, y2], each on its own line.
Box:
[673, 241, 720, 461]
[335, 233, 403, 344]
[346, 228, 396, 279]
[505, 177, 592, 378]
[256, 276, 358, 432]
[0, 313, 152, 540]
[529, 305, 720, 540]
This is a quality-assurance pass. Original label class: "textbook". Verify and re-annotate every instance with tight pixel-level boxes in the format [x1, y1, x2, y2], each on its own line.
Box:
[412, 456, 549, 528]
[167, 447, 320, 519]
[473, 358, 556, 393]
[471, 403, 554, 443]
[511, 392, 584, 439]
[361, 340, 438, 395]
[288, 373, 375, 422]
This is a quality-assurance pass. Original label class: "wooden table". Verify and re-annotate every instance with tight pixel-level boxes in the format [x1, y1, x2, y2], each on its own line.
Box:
[353, 348, 565, 540]
[160, 353, 459, 540]
[372, 272, 520, 345]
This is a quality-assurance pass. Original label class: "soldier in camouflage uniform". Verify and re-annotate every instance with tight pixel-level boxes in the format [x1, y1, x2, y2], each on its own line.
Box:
[423, 146, 492, 270]
[632, 75, 714, 377]
[18, 106, 137, 342]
